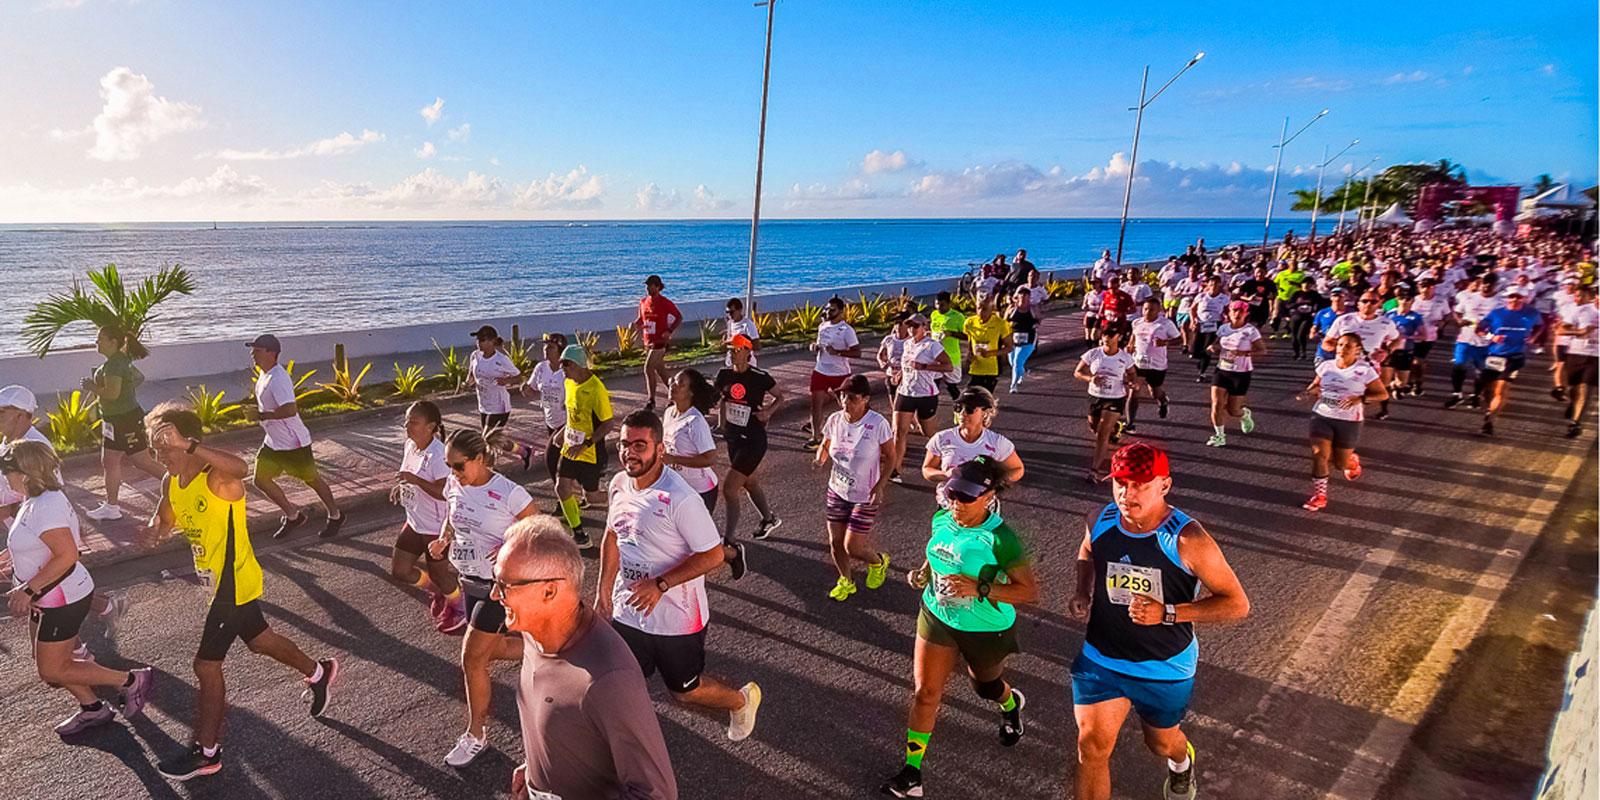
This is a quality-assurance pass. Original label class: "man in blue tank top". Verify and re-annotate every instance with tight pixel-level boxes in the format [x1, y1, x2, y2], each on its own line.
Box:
[1069, 443, 1251, 800]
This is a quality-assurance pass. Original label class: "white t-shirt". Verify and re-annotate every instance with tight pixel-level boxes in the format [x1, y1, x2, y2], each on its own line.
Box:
[255, 364, 313, 451]
[1314, 359, 1380, 422]
[1092, 257, 1118, 283]
[1327, 313, 1400, 355]
[397, 437, 450, 536]
[525, 361, 567, 430]
[1027, 286, 1050, 308]
[1411, 296, 1451, 342]
[898, 337, 943, 397]
[663, 405, 718, 494]
[878, 334, 907, 383]
[1193, 292, 1230, 332]
[1079, 347, 1136, 398]
[1131, 316, 1183, 371]
[926, 426, 1016, 472]
[469, 349, 520, 415]
[8, 491, 92, 608]
[1454, 291, 1503, 347]
[822, 410, 894, 503]
[814, 320, 860, 377]
[723, 317, 759, 367]
[1215, 323, 1262, 373]
[1127, 282, 1153, 305]
[1566, 303, 1600, 358]
[444, 473, 534, 580]
[1553, 292, 1579, 347]
[607, 468, 723, 636]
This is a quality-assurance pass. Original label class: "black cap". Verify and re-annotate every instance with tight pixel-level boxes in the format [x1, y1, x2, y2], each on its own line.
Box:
[244, 334, 282, 352]
[945, 457, 1001, 501]
[470, 325, 500, 340]
[540, 332, 568, 346]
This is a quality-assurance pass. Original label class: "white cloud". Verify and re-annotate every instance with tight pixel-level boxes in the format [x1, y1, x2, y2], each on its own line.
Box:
[1540, 64, 1556, 76]
[1382, 70, 1429, 85]
[516, 166, 605, 209]
[83, 67, 204, 161]
[1289, 75, 1354, 92]
[419, 97, 444, 125]
[862, 149, 920, 175]
[446, 123, 471, 142]
[210, 129, 385, 161]
[635, 181, 733, 213]
[415, 141, 436, 159]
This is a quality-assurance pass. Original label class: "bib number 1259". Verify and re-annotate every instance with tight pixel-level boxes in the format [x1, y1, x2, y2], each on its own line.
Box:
[1106, 562, 1163, 605]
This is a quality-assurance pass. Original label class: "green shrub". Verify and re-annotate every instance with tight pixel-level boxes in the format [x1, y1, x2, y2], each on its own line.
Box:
[392, 363, 428, 399]
[186, 385, 241, 432]
[319, 359, 373, 404]
[45, 391, 100, 452]
[433, 340, 468, 392]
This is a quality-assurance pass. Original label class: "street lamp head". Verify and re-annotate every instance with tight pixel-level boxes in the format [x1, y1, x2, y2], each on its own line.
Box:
[1189, 52, 1206, 65]
[1318, 108, 1330, 117]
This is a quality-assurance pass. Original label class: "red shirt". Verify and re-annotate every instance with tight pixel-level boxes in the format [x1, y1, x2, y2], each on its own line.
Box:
[1100, 289, 1136, 324]
[637, 295, 682, 347]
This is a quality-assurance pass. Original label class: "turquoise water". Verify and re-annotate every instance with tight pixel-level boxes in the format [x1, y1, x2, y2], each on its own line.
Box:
[0, 218, 1308, 355]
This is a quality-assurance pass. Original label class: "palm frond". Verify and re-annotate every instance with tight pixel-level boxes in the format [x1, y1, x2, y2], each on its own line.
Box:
[21, 263, 196, 358]
[21, 278, 118, 357]
[86, 264, 130, 319]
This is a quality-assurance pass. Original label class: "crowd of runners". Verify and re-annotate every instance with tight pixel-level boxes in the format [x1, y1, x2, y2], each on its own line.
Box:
[0, 227, 1594, 798]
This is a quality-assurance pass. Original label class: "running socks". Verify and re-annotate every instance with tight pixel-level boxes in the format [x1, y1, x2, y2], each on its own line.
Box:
[999, 692, 1018, 713]
[1312, 476, 1329, 495]
[1169, 753, 1192, 772]
[82, 700, 105, 712]
[905, 730, 931, 769]
[560, 496, 582, 530]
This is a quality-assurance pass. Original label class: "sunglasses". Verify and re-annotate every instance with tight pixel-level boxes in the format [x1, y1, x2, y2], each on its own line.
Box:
[947, 489, 983, 505]
[1358, 298, 1378, 305]
[491, 575, 565, 595]
[447, 459, 471, 472]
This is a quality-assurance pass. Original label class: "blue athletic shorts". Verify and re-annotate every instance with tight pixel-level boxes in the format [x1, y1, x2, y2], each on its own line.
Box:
[1070, 652, 1194, 729]
[1453, 342, 1488, 370]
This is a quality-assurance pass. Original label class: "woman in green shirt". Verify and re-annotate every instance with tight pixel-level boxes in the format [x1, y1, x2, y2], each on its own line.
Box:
[80, 324, 162, 521]
[881, 456, 1039, 798]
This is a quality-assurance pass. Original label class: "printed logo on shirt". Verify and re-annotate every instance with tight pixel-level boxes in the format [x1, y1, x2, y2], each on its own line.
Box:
[487, 490, 502, 501]
[195, 496, 208, 513]
[729, 383, 747, 401]
[1119, 555, 1132, 564]
[657, 492, 672, 505]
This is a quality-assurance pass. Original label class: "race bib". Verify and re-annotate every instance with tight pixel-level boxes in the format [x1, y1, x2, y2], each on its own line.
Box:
[450, 540, 477, 566]
[619, 558, 651, 584]
[725, 403, 753, 427]
[395, 483, 419, 509]
[528, 787, 564, 800]
[562, 426, 587, 448]
[932, 574, 973, 610]
[1012, 332, 1031, 345]
[1485, 355, 1508, 371]
[643, 320, 657, 336]
[1219, 353, 1236, 370]
[1106, 562, 1163, 606]
[828, 462, 855, 496]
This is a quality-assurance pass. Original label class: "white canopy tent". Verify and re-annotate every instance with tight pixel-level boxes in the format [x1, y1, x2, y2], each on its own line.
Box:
[1372, 203, 1411, 227]
[1517, 184, 1595, 220]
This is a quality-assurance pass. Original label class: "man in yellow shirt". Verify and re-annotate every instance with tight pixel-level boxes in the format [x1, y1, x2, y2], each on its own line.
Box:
[556, 345, 615, 550]
[962, 296, 1013, 392]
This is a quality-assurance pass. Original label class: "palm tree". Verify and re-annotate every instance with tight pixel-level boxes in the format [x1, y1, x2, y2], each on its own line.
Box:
[1289, 188, 1323, 212]
[1532, 174, 1557, 195]
[23, 263, 197, 358]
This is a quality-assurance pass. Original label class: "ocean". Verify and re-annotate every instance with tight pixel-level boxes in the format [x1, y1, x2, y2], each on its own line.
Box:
[0, 218, 1309, 356]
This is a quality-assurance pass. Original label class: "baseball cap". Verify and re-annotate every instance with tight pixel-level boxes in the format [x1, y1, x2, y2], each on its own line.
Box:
[1329, 286, 1348, 296]
[644, 274, 664, 287]
[1503, 285, 1528, 298]
[1228, 300, 1250, 312]
[470, 325, 500, 340]
[540, 332, 568, 346]
[728, 334, 755, 350]
[905, 313, 929, 327]
[559, 344, 589, 368]
[244, 334, 282, 352]
[0, 385, 38, 414]
[944, 457, 1002, 503]
[1110, 442, 1171, 483]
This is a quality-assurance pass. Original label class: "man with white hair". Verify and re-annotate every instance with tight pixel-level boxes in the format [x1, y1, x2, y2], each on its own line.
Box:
[497, 516, 677, 800]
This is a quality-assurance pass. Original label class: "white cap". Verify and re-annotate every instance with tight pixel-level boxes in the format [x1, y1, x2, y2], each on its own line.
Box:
[0, 385, 37, 414]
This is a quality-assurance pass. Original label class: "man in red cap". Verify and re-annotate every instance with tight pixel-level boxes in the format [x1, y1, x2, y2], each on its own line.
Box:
[1068, 442, 1250, 800]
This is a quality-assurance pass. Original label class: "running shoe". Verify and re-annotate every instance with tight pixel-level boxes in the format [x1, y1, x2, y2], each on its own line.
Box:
[1303, 492, 1328, 512]
[753, 516, 783, 541]
[158, 743, 222, 781]
[889, 471, 904, 485]
[1552, 387, 1567, 401]
[573, 527, 593, 549]
[1164, 741, 1197, 799]
[84, 503, 124, 522]
[728, 682, 762, 741]
[272, 510, 309, 539]
[1205, 433, 1226, 447]
[577, 494, 590, 510]
[1008, 382, 1019, 393]
[865, 553, 891, 590]
[438, 603, 468, 635]
[828, 577, 857, 601]
[1567, 421, 1583, 439]
[1443, 393, 1464, 409]
[301, 658, 339, 718]
[119, 667, 154, 718]
[800, 421, 813, 435]
[1120, 421, 1137, 435]
[1467, 394, 1482, 409]
[444, 730, 488, 768]
[54, 703, 115, 737]
[319, 513, 345, 539]
[1194, 373, 1207, 383]
[1343, 453, 1362, 481]
[999, 688, 1026, 747]
[518, 444, 534, 472]
[802, 438, 823, 451]
[1374, 409, 1390, 420]
[428, 591, 448, 623]
[72, 643, 95, 663]
[1158, 398, 1169, 418]
[100, 589, 131, 645]
[1410, 385, 1425, 398]
[1239, 407, 1256, 434]
[727, 542, 749, 581]
[1480, 416, 1494, 436]
[880, 765, 924, 798]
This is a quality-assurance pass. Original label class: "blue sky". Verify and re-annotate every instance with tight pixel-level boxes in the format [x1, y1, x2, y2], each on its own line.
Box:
[0, 0, 1593, 221]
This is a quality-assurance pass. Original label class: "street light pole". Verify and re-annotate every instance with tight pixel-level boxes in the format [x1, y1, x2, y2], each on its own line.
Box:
[1114, 52, 1204, 265]
[1309, 138, 1358, 243]
[1336, 155, 1380, 233]
[1261, 108, 1329, 249]
[744, 0, 776, 315]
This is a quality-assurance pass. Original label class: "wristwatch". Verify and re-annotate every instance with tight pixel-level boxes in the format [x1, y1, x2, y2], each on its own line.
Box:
[186, 438, 200, 454]
[976, 580, 992, 600]
[655, 577, 669, 593]
[1162, 604, 1178, 625]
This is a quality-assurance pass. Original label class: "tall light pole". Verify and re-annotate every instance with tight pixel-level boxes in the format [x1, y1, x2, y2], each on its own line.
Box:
[1336, 155, 1381, 233]
[1261, 108, 1328, 249]
[744, 0, 777, 314]
[1115, 51, 1204, 265]
[1309, 139, 1359, 242]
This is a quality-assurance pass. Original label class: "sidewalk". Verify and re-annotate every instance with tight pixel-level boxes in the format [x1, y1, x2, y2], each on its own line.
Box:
[63, 308, 1085, 569]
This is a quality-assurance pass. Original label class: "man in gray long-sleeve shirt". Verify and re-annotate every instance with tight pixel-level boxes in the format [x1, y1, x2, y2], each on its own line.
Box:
[494, 517, 677, 800]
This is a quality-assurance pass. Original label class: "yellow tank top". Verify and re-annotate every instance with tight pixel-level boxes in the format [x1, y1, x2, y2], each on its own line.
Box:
[169, 467, 263, 605]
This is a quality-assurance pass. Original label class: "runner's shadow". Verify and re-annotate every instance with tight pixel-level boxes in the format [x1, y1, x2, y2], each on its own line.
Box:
[64, 717, 180, 800]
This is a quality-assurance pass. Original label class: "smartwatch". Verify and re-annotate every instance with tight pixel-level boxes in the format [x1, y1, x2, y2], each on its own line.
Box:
[655, 577, 669, 593]
[186, 438, 200, 455]
[1162, 604, 1178, 625]
[976, 580, 992, 600]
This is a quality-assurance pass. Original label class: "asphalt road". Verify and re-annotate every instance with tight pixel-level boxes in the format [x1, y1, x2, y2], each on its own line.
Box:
[2, 334, 1593, 800]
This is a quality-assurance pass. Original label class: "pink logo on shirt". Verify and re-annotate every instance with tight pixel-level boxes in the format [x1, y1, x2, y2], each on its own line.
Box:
[657, 492, 672, 505]
[487, 490, 503, 501]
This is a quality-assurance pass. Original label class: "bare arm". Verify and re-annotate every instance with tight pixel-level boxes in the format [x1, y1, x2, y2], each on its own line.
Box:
[664, 448, 716, 469]
[596, 527, 619, 616]
[1172, 521, 1250, 624]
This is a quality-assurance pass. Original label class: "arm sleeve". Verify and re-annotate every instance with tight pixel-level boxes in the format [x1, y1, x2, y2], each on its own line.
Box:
[586, 671, 679, 800]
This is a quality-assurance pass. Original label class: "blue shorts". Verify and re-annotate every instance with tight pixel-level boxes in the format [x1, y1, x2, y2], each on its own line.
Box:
[1070, 652, 1194, 729]
[1313, 349, 1334, 365]
[1453, 342, 1488, 370]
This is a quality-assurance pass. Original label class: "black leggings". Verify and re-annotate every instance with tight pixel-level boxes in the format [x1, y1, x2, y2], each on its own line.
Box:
[1290, 314, 1315, 359]
[1191, 331, 1218, 374]
[543, 428, 562, 485]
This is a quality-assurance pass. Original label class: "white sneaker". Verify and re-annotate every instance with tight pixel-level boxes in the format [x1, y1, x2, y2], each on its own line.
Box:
[100, 589, 131, 644]
[85, 503, 124, 521]
[444, 731, 487, 768]
[728, 682, 762, 741]
[1205, 433, 1227, 447]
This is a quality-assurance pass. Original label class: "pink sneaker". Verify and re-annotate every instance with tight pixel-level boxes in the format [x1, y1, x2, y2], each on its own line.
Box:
[437, 598, 467, 635]
[1343, 453, 1362, 482]
[1303, 493, 1328, 512]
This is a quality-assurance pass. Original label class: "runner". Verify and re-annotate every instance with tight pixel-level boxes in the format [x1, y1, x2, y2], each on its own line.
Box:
[814, 374, 894, 601]
[140, 403, 337, 781]
[1444, 273, 1503, 409]
[467, 325, 521, 433]
[80, 323, 163, 521]
[1006, 286, 1040, 393]
[1083, 278, 1106, 342]
[3, 440, 153, 738]
[878, 311, 911, 391]
[1309, 287, 1350, 366]
[1297, 334, 1388, 511]
[930, 292, 968, 400]
[1407, 278, 1452, 396]
[1550, 277, 1580, 400]
[804, 297, 862, 450]
[1189, 276, 1230, 380]
[1100, 275, 1137, 336]
[713, 335, 785, 544]
[513, 332, 568, 491]
[881, 456, 1038, 798]
[1475, 285, 1545, 436]
[387, 400, 466, 634]
[598, 410, 763, 742]
[663, 368, 747, 580]
[1271, 259, 1308, 335]
[1172, 266, 1203, 352]
[1322, 291, 1401, 374]
[1206, 302, 1265, 448]
[923, 386, 1025, 508]
[891, 313, 954, 483]
[1069, 442, 1251, 800]
[633, 275, 683, 412]
[244, 334, 343, 539]
[723, 296, 759, 367]
[1076, 327, 1138, 481]
[1378, 290, 1424, 419]
[1285, 277, 1324, 361]
[962, 295, 1012, 393]
[1560, 284, 1599, 438]
[554, 345, 614, 549]
[427, 427, 538, 767]
[1126, 297, 1183, 433]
